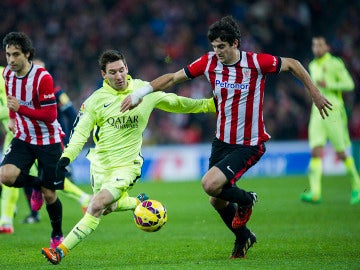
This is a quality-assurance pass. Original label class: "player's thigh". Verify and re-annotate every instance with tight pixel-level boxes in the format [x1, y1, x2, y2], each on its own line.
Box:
[35, 143, 63, 190]
[327, 118, 349, 152]
[308, 112, 327, 149]
[90, 165, 141, 201]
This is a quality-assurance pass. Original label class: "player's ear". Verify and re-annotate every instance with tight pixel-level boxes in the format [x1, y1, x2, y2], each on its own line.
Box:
[101, 70, 106, 79]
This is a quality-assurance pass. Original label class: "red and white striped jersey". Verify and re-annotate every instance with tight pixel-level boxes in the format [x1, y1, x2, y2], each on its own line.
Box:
[185, 50, 281, 146]
[3, 64, 62, 145]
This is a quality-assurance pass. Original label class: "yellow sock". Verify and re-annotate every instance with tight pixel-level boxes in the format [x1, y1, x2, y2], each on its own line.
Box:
[115, 192, 138, 212]
[344, 156, 360, 190]
[309, 157, 322, 196]
[62, 178, 90, 205]
[60, 213, 100, 253]
[0, 186, 19, 225]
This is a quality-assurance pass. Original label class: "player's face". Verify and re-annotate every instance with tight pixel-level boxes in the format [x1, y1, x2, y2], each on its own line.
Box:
[102, 60, 129, 91]
[211, 38, 239, 65]
[5, 44, 31, 76]
[312, 38, 329, 58]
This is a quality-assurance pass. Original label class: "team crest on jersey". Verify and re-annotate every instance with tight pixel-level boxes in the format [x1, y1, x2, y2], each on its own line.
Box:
[243, 68, 251, 78]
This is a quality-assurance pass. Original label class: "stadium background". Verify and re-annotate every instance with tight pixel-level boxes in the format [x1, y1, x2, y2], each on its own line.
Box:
[1, 0, 359, 180]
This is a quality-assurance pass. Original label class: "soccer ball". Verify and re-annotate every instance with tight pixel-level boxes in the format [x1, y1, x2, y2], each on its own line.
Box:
[133, 199, 167, 232]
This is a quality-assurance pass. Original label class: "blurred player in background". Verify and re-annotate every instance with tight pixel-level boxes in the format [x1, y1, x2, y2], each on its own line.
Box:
[41, 49, 215, 265]
[300, 36, 360, 204]
[0, 65, 19, 233]
[0, 32, 63, 247]
[121, 15, 332, 259]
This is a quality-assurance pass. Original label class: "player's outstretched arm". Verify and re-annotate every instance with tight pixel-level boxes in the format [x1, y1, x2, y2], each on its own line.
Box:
[280, 57, 332, 119]
[120, 69, 188, 112]
[156, 94, 216, 114]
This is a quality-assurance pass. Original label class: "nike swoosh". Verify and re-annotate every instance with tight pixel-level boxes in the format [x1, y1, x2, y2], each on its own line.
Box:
[116, 178, 124, 181]
[104, 103, 112, 107]
[54, 181, 63, 185]
[226, 165, 235, 174]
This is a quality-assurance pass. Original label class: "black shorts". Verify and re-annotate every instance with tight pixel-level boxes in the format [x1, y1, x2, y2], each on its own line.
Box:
[208, 137, 266, 185]
[1, 138, 63, 190]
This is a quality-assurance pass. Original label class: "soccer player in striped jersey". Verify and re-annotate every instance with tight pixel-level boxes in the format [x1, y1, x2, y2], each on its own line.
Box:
[41, 49, 215, 265]
[0, 64, 40, 233]
[121, 15, 332, 259]
[0, 32, 64, 248]
[0, 58, 92, 230]
[300, 36, 360, 204]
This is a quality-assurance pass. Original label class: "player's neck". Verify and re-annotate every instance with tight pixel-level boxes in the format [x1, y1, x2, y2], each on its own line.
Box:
[226, 50, 240, 65]
[16, 62, 32, 77]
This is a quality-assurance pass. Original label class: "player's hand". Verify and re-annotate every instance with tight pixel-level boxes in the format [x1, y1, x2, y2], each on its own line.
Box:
[120, 94, 142, 112]
[121, 84, 153, 112]
[313, 92, 332, 119]
[7, 96, 20, 112]
[56, 157, 70, 182]
[7, 118, 16, 134]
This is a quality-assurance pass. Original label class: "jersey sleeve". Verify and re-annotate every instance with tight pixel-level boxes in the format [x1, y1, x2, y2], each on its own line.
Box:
[38, 73, 57, 106]
[184, 53, 210, 79]
[256, 53, 281, 75]
[0, 100, 8, 121]
[154, 92, 216, 114]
[0, 67, 8, 121]
[62, 99, 96, 163]
[327, 58, 354, 91]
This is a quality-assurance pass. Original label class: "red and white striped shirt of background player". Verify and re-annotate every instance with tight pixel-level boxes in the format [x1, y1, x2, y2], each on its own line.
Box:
[3, 63, 64, 145]
[185, 50, 281, 146]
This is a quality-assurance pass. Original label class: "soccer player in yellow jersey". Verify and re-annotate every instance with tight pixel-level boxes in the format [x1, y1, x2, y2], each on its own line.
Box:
[41, 49, 215, 264]
[301, 36, 360, 204]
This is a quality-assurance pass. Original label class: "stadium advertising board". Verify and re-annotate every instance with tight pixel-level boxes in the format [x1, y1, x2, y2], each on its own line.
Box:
[71, 141, 349, 183]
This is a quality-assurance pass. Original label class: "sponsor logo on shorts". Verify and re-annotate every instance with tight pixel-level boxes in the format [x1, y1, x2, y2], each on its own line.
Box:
[227, 165, 235, 174]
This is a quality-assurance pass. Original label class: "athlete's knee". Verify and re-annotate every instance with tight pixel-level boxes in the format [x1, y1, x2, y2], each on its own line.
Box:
[0, 164, 20, 186]
[202, 167, 228, 196]
[89, 198, 105, 213]
[43, 189, 57, 204]
[202, 177, 220, 196]
[209, 196, 227, 209]
[311, 146, 323, 157]
[202, 175, 225, 197]
[90, 192, 112, 215]
[336, 151, 347, 161]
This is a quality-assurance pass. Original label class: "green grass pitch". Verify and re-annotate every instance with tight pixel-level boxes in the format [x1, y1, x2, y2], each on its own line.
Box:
[0, 175, 359, 269]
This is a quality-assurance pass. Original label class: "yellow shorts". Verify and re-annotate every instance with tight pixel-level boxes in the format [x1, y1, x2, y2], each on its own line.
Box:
[89, 164, 142, 201]
[308, 104, 350, 151]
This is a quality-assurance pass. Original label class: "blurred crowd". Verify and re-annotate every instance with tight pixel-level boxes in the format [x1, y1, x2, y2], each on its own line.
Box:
[1, 0, 359, 144]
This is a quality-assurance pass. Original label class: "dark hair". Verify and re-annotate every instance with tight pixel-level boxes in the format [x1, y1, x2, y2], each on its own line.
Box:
[98, 49, 127, 72]
[207, 15, 241, 47]
[312, 35, 328, 44]
[3, 32, 35, 60]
